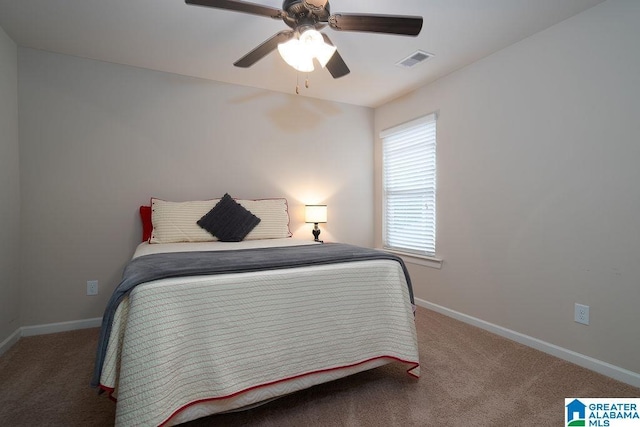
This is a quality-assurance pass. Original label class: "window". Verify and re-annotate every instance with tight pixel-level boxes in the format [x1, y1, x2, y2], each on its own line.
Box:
[381, 113, 436, 257]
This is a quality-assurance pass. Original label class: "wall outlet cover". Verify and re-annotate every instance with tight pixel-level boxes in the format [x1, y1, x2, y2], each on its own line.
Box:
[87, 280, 98, 296]
[574, 303, 589, 325]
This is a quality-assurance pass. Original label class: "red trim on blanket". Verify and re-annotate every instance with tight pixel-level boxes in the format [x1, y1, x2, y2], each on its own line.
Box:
[98, 384, 118, 402]
[156, 355, 419, 426]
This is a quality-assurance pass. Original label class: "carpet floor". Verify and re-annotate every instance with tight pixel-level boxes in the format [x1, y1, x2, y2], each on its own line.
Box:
[1, 306, 638, 426]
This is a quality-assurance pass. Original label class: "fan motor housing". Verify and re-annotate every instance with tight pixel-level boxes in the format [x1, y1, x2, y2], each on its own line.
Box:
[282, 0, 330, 28]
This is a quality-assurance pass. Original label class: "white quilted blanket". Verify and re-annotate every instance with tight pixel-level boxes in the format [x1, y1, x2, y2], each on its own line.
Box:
[100, 258, 419, 426]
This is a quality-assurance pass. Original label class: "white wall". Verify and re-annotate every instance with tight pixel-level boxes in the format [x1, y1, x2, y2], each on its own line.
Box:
[18, 48, 374, 326]
[0, 25, 21, 344]
[375, 0, 640, 375]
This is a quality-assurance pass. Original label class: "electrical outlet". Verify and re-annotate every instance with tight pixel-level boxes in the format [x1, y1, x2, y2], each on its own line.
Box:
[87, 280, 98, 296]
[574, 303, 589, 325]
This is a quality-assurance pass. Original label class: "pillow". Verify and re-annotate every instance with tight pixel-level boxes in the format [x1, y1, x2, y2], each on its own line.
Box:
[139, 205, 152, 242]
[149, 198, 219, 244]
[149, 196, 292, 243]
[236, 198, 292, 240]
[197, 193, 261, 242]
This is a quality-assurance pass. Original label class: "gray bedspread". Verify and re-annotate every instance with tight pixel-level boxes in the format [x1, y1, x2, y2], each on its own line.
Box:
[91, 243, 413, 388]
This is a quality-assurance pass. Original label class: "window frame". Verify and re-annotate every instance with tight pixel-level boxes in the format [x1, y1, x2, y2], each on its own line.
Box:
[381, 113, 440, 267]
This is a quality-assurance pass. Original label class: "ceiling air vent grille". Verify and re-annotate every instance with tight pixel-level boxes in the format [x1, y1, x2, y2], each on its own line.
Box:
[396, 50, 433, 68]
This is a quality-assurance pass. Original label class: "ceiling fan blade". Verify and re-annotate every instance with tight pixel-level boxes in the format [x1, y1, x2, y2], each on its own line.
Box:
[234, 31, 293, 68]
[321, 34, 350, 78]
[325, 50, 350, 79]
[328, 13, 423, 36]
[185, 0, 283, 19]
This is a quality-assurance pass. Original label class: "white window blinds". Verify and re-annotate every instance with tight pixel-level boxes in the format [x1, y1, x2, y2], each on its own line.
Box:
[381, 113, 436, 257]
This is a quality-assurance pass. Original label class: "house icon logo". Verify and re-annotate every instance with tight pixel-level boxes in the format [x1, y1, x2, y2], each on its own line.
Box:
[566, 399, 587, 426]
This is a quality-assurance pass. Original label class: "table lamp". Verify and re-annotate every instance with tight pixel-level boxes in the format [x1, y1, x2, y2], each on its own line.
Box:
[305, 205, 327, 242]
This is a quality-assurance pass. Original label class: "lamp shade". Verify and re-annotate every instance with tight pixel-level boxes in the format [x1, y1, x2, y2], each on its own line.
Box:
[305, 205, 327, 223]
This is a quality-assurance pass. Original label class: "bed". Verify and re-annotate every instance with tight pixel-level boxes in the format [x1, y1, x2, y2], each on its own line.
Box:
[92, 196, 420, 426]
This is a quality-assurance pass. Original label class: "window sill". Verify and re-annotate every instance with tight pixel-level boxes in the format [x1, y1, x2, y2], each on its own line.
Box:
[382, 249, 443, 270]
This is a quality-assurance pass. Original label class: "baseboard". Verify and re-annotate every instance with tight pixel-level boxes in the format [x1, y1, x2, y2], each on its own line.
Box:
[0, 328, 21, 357]
[1, 317, 102, 357]
[20, 317, 103, 337]
[415, 298, 640, 389]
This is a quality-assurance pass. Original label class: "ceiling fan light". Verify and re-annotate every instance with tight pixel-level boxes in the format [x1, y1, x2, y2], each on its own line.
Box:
[295, 56, 315, 73]
[315, 42, 337, 68]
[277, 38, 299, 66]
[299, 28, 324, 48]
[298, 28, 336, 68]
[278, 38, 315, 72]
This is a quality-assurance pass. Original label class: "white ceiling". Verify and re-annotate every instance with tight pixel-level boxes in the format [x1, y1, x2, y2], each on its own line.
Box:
[0, 0, 604, 107]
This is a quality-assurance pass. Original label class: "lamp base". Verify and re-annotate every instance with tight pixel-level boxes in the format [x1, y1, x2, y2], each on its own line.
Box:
[312, 223, 323, 243]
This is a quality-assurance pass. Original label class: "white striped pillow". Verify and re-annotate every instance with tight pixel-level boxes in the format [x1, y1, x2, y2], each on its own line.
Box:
[237, 198, 292, 240]
[150, 199, 219, 244]
[149, 197, 291, 243]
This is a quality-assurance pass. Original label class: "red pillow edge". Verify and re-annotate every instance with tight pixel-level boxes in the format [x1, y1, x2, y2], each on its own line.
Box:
[139, 205, 152, 242]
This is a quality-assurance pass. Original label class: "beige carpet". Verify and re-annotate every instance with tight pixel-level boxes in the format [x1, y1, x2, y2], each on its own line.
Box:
[1, 306, 638, 426]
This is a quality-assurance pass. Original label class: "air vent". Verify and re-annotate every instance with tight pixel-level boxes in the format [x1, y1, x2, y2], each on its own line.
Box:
[396, 50, 433, 68]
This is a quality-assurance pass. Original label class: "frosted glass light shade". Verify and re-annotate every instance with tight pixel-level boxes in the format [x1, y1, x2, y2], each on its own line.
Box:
[277, 38, 314, 72]
[314, 42, 337, 68]
[277, 29, 337, 72]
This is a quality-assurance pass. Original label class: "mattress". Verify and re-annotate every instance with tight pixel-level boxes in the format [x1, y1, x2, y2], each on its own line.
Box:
[98, 239, 420, 426]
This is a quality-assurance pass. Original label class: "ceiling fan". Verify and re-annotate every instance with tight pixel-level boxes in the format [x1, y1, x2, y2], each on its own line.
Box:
[185, 0, 423, 78]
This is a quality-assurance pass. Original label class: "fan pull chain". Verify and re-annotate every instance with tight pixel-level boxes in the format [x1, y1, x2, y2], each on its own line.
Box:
[294, 72, 311, 95]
